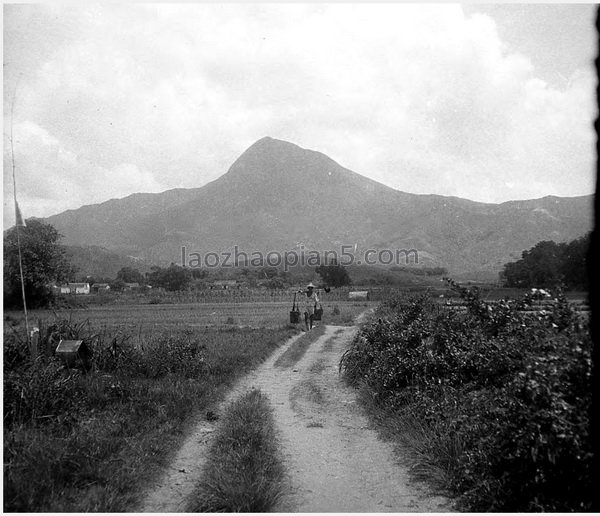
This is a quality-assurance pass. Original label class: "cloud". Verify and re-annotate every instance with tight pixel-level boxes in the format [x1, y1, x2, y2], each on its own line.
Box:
[3, 121, 166, 220]
[3, 4, 596, 226]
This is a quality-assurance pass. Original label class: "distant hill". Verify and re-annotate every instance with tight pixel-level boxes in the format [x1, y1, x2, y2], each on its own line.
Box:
[65, 245, 153, 280]
[44, 137, 593, 279]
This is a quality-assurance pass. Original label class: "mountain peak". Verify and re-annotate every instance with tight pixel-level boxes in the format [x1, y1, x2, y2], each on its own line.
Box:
[243, 136, 302, 154]
[225, 136, 325, 182]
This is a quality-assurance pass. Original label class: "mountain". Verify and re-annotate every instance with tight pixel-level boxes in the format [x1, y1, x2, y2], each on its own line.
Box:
[44, 137, 593, 279]
[65, 245, 154, 280]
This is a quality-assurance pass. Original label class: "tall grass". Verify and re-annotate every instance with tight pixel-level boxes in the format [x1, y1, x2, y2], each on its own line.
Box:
[340, 285, 592, 511]
[187, 389, 285, 512]
[3, 317, 296, 512]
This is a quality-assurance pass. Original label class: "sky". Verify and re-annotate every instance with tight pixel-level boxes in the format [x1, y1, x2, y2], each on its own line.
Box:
[3, 3, 597, 227]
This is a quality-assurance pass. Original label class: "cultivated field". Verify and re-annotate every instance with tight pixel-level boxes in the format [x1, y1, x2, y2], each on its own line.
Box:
[4, 300, 374, 337]
[3, 297, 373, 512]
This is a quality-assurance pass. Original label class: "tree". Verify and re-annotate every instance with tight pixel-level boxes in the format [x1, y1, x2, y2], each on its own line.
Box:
[191, 268, 208, 280]
[147, 264, 191, 291]
[316, 259, 351, 288]
[502, 234, 589, 290]
[116, 266, 145, 284]
[559, 234, 589, 290]
[109, 278, 126, 292]
[3, 219, 76, 308]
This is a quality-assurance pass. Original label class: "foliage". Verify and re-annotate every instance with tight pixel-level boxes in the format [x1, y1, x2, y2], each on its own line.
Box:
[109, 277, 127, 292]
[273, 324, 326, 368]
[340, 281, 592, 511]
[3, 315, 294, 512]
[147, 264, 191, 291]
[188, 389, 284, 512]
[502, 233, 589, 290]
[116, 267, 145, 284]
[316, 258, 351, 287]
[4, 219, 76, 308]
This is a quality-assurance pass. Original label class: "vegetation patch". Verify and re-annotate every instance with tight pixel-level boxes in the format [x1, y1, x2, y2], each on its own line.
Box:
[187, 388, 285, 512]
[290, 379, 326, 410]
[273, 324, 326, 368]
[340, 280, 592, 512]
[502, 233, 589, 290]
[325, 303, 365, 325]
[309, 359, 328, 374]
[321, 334, 339, 353]
[3, 319, 295, 512]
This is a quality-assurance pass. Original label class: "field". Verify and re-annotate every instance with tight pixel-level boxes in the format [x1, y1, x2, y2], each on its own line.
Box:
[4, 300, 373, 337]
[3, 298, 372, 512]
[4, 284, 590, 511]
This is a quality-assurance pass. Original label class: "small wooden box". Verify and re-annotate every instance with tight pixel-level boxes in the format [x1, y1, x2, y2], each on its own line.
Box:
[55, 340, 92, 371]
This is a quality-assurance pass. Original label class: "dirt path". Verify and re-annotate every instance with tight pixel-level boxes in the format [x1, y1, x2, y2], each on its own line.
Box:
[139, 320, 450, 512]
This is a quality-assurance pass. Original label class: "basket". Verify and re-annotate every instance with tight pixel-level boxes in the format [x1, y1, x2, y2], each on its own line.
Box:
[290, 292, 301, 324]
[313, 305, 323, 321]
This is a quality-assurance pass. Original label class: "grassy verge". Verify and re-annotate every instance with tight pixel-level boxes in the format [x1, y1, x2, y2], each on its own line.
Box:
[340, 283, 592, 511]
[273, 324, 326, 368]
[3, 322, 296, 512]
[186, 388, 285, 512]
[354, 385, 460, 491]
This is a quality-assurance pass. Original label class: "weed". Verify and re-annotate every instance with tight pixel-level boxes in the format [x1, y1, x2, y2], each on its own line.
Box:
[187, 389, 285, 512]
[3, 318, 295, 512]
[340, 285, 592, 511]
[290, 379, 325, 407]
[273, 325, 326, 368]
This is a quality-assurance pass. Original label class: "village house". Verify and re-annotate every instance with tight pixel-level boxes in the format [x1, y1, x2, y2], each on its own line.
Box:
[68, 282, 91, 295]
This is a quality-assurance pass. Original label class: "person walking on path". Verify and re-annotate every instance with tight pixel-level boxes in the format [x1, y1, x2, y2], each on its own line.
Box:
[300, 282, 319, 332]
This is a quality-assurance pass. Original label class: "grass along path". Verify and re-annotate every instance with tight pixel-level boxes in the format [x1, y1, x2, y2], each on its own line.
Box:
[137, 330, 306, 512]
[143, 315, 449, 512]
[3, 326, 296, 512]
[187, 389, 285, 512]
[273, 324, 326, 368]
[264, 325, 450, 512]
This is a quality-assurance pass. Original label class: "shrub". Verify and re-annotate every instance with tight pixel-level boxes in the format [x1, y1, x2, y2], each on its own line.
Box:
[340, 284, 592, 511]
[4, 319, 294, 512]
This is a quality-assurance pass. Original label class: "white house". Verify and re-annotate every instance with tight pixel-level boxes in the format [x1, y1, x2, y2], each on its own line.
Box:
[68, 282, 90, 295]
[349, 290, 369, 300]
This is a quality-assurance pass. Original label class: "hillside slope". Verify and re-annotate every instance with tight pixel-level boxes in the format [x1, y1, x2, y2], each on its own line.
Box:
[44, 137, 593, 276]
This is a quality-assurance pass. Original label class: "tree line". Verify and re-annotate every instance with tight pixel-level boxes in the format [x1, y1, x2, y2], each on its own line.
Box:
[3, 220, 355, 308]
[501, 233, 590, 290]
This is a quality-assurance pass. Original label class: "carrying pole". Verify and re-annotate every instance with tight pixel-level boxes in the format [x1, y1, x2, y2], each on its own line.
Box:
[9, 80, 30, 344]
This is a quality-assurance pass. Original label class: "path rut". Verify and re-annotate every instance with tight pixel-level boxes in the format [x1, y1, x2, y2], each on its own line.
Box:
[139, 322, 450, 512]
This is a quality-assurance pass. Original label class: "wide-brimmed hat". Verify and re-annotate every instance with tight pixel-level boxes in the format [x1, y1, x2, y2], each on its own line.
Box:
[307, 282, 315, 288]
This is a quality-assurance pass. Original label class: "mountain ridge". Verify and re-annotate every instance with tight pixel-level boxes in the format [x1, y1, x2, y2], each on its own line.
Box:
[43, 136, 594, 277]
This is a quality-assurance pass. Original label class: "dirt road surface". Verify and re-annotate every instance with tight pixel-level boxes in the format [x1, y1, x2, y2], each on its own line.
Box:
[139, 320, 451, 512]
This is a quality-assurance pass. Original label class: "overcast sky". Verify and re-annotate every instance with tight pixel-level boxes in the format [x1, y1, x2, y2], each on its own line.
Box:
[3, 3, 597, 227]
